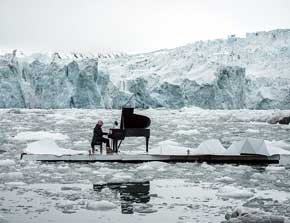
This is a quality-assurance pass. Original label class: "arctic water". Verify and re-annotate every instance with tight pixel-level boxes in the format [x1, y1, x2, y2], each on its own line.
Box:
[0, 108, 290, 223]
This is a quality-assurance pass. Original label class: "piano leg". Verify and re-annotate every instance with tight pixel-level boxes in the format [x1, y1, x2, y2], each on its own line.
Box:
[146, 137, 149, 153]
[112, 139, 118, 153]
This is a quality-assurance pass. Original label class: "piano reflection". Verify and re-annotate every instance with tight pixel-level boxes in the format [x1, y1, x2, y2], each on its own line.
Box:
[108, 108, 150, 153]
[93, 181, 150, 214]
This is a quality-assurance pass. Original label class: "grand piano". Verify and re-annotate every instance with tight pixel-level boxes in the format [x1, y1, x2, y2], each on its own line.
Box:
[108, 108, 151, 153]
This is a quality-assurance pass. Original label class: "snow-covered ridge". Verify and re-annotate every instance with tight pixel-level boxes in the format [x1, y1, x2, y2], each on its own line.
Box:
[0, 29, 290, 109]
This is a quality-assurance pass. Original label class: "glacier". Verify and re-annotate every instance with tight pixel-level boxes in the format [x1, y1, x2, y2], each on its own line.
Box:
[0, 29, 290, 109]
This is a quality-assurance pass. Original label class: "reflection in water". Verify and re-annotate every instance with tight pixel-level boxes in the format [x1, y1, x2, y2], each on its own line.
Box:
[93, 181, 150, 214]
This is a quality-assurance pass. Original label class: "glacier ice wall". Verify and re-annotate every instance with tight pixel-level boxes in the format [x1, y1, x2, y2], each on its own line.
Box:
[0, 29, 290, 109]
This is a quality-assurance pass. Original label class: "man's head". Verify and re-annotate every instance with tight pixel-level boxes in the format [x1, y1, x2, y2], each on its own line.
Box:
[97, 120, 104, 126]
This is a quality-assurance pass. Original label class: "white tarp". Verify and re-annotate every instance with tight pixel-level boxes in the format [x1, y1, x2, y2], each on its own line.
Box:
[193, 139, 226, 155]
[23, 139, 87, 156]
[224, 138, 271, 156]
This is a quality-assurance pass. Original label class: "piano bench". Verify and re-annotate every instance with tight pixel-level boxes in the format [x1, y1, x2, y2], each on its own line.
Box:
[92, 142, 103, 154]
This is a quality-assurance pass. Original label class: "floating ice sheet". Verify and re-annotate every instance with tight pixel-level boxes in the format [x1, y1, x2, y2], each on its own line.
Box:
[15, 131, 69, 141]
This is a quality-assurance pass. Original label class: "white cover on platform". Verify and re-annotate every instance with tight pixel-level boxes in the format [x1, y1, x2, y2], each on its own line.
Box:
[224, 138, 271, 156]
[193, 139, 226, 155]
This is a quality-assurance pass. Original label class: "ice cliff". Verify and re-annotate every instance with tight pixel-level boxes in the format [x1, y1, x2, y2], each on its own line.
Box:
[0, 29, 290, 109]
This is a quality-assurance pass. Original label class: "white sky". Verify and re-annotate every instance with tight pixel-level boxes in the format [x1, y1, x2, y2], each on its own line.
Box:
[0, 0, 290, 54]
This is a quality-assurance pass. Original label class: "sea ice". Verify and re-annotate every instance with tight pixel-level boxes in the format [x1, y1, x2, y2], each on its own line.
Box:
[77, 167, 92, 173]
[223, 207, 288, 223]
[216, 176, 235, 183]
[0, 215, 8, 223]
[217, 186, 254, 199]
[0, 172, 23, 181]
[15, 131, 69, 141]
[174, 129, 200, 135]
[245, 128, 260, 133]
[110, 172, 133, 182]
[265, 140, 290, 155]
[5, 181, 27, 186]
[265, 166, 286, 171]
[0, 159, 15, 166]
[61, 186, 82, 191]
[136, 161, 169, 171]
[86, 200, 117, 211]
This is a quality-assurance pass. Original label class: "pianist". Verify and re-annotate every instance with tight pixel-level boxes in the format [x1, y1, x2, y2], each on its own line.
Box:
[91, 120, 110, 154]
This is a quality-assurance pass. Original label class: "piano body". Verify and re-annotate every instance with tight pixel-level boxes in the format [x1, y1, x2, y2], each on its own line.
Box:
[108, 108, 151, 153]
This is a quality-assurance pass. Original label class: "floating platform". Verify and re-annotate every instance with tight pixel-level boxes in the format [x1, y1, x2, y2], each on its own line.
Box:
[20, 153, 280, 164]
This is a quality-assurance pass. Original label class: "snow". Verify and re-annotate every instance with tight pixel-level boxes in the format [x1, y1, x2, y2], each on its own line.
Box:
[86, 200, 117, 211]
[0, 172, 23, 181]
[174, 129, 200, 135]
[1, 29, 290, 109]
[15, 131, 69, 141]
[0, 159, 15, 166]
[23, 139, 86, 156]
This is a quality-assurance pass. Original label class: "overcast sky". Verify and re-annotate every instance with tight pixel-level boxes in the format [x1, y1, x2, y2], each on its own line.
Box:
[0, 0, 290, 54]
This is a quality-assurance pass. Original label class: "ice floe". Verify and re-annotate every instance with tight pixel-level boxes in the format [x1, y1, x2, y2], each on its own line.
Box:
[136, 161, 169, 171]
[265, 140, 290, 155]
[61, 186, 82, 191]
[223, 207, 288, 223]
[5, 181, 27, 186]
[0, 159, 15, 166]
[86, 200, 117, 211]
[216, 176, 235, 183]
[0, 172, 23, 181]
[0, 215, 8, 223]
[217, 186, 254, 199]
[265, 166, 286, 171]
[15, 131, 69, 141]
[245, 128, 260, 133]
[110, 172, 133, 182]
[174, 129, 200, 135]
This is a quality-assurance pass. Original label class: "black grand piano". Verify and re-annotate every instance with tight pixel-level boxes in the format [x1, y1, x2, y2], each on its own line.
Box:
[108, 108, 151, 153]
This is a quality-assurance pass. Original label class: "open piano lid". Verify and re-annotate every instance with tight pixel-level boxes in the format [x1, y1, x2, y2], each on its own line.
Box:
[120, 107, 151, 129]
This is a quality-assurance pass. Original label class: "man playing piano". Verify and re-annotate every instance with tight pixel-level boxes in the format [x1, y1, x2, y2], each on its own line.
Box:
[91, 120, 111, 154]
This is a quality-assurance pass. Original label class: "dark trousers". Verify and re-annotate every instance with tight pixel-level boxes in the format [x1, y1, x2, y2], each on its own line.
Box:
[91, 137, 110, 149]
